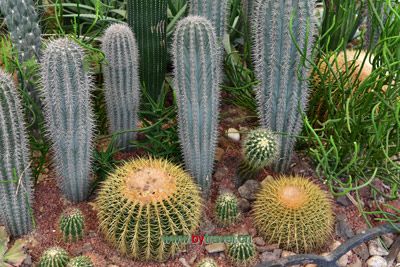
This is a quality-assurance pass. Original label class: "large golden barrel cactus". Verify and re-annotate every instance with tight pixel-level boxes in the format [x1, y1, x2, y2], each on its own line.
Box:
[96, 157, 202, 262]
[253, 176, 334, 253]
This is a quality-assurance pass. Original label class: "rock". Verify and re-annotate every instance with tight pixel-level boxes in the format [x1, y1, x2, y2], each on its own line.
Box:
[238, 180, 261, 201]
[272, 249, 282, 258]
[369, 240, 389, 256]
[189, 255, 197, 265]
[261, 175, 274, 186]
[336, 195, 352, 207]
[260, 251, 279, 262]
[200, 215, 216, 235]
[179, 257, 190, 267]
[238, 198, 251, 213]
[215, 147, 225, 162]
[337, 253, 349, 267]
[353, 243, 370, 260]
[256, 246, 269, 253]
[335, 214, 355, 240]
[304, 264, 317, 267]
[107, 265, 119, 267]
[329, 240, 342, 251]
[366, 256, 387, 267]
[205, 243, 225, 254]
[227, 128, 240, 142]
[382, 234, 394, 247]
[214, 166, 229, 182]
[253, 237, 266, 246]
[248, 228, 257, 237]
[397, 251, 400, 263]
[348, 256, 362, 267]
[264, 243, 280, 251]
[281, 251, 296, 258]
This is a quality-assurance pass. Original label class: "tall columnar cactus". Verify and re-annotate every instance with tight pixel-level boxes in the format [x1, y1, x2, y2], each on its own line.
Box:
[0, 70, 34, 237]
[40, 38, 95, 203]
[172, 16, 222, 195]
[242, 0, 255, 21]
[0, 0, 42, 104]
[127, 0, 167, 101]
[189, 0, 229, 38]
[252, 0, 316, 172]
[101, 24, 140, 151]
[0, 0, 41, 62]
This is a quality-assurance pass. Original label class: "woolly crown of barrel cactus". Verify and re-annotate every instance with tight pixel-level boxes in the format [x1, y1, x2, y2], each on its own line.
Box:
[38, 247, 70, 267]
[252, 0, 317, 172]
[172, 16, 222, 196]
[96, 157, 202, 262]
[59, 208, 85, 242]
[215, 192, 240, 226]
[0, 69, 34, 237]
[253, 176, 334, 253]
[67, 256, 93, 267]
[196, 257, 218, 267]
[101, 23, 140, 151]
[226, 235, 256, 267]
[40, 38, 95, 203]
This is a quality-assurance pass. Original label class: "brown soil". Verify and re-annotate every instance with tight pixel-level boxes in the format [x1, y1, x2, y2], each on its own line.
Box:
[23, 103, 381, 267]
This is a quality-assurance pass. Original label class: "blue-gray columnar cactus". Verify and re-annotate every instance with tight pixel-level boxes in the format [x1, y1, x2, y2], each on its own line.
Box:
[172, 16, 222, 195]
[252, 0, 316, 172]
[102, 24, 140, 151]
[0, 0, 41, 62]
[40, 38, 94, 203]
[0, 69, 34, 237]
[189, 0, 229, 38]
[242, 0, 255, 20]
[0, 0, 42, 104]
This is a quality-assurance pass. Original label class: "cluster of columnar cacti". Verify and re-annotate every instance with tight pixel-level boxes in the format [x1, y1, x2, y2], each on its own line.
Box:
[253, 176, 334, 253]
[196, 257, 218, 267]
[40, 38, 95, 203]
[0, 0, 41, 62]
[59, 208, 85, 242]
[172, 16, 222, 195]
[38, 247, 70, 267]
[67, 256, 93, 267]
[215, 192, 240, 226]
[127, 0, 167, 100]
[0, 70, 34, 237]
[252, 0, 316, 172]
[189, 0, 229, 38]
[237, 128, 278, 185]
[101, 23, 141, 151]
[96, 157, 202, 262]
[226, 236, 256, 266]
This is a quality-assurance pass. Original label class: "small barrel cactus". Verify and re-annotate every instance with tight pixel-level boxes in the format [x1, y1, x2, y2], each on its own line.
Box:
[96, 157, 202, 262]
[172, 16, 222, 195]
[40, 38, 95, 203]
[253, 176, 334, 253]
[215, 192, 239, 226]
[0, 69, 34, 237]
[237, 128, 278, 185]
[101, 23, 140, 151]
[196, 257, 218, 267]
[59, 208, 85, 242]
[67, 256, 93, 267]
[226, 235, 256, 266]
[38, 247, 69, 267]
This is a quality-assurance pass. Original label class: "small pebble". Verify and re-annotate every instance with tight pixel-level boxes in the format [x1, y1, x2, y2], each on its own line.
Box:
[369, 239, 389, 256]
[205, 243, 225, 254]
[179, 257, 190, 267]
[366, 256, 387, 267]
[348, 256, 362, 267]
[227, 128, 240, 142]
[253, 237, 266, 246]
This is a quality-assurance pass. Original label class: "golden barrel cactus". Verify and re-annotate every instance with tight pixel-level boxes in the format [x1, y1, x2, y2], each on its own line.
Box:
[253, 176, 334, 253]
[96, 157, 202, 262]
